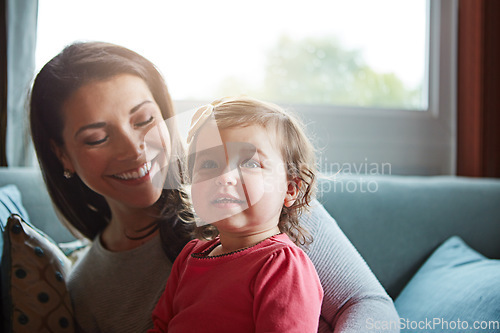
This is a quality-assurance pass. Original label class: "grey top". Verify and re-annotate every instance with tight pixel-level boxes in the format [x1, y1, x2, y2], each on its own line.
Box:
[68, 200, 399, 332]
[68, 234, 172, 333]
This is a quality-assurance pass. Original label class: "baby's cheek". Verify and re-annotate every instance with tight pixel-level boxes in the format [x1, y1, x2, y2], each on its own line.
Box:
[243, 174, 265, 207]
[262, 163, 288, 194]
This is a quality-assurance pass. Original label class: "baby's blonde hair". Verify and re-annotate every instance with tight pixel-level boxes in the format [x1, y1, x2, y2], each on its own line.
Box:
[188, 96, 317, 246]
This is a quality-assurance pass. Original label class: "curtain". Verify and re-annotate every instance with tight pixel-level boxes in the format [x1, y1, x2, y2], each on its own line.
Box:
[1, 0, 7, 166]
[5, 0, 38, 166]
[457, 0, 500, 177]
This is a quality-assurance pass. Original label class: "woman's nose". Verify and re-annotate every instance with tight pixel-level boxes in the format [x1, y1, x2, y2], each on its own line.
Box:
[215, 167, 239, 186]
[115, 130, 145, 161]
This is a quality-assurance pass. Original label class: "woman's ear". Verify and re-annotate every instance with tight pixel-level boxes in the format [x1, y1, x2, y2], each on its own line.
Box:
[50, 140, 75, 173]
[284, 178, 301, 208]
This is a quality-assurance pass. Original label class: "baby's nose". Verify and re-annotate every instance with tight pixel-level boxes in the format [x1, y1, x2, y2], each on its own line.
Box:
[215, 166, 239, 186]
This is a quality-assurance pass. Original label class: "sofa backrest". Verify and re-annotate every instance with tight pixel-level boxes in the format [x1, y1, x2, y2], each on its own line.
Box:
[318, 174, 500, 297]
[2, 167, 500, 298]
[0, 167, 75, 243]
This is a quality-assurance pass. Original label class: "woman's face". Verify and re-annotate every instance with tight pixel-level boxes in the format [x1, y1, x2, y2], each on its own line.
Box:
[56, 74, 170, 211]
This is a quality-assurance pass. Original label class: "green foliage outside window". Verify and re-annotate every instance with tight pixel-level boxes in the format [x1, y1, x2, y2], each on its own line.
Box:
[216, 35, 424, 110]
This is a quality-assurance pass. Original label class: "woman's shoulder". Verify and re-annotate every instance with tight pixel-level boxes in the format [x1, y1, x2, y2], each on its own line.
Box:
[66, 241, 102, 298]
[299, 199, 338, 232]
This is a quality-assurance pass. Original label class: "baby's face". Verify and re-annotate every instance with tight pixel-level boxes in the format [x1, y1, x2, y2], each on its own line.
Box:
[190, 121, 289, 235]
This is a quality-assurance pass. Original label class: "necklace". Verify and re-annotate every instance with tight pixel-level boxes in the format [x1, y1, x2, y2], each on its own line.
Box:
[192, 233, 282, 259]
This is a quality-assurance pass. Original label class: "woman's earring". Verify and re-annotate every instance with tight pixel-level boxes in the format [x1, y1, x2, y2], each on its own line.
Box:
[63, 170, 74, 179]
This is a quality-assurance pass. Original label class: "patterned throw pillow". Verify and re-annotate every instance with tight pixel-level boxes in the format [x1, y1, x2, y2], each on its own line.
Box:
[1, 214, 75, 333]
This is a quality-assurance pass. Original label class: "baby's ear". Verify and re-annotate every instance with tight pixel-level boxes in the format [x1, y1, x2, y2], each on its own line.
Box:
[284, 178, 301, 208]
[51, 140, 75, 173]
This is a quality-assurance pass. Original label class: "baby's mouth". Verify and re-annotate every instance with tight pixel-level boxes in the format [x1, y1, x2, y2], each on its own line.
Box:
[112, 161, 152, 180]
[211, 197, 246, 205]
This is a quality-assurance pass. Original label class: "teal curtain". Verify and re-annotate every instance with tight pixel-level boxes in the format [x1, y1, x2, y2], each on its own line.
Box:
[1, 0, 7, 166]
[6, 0, 37, 166]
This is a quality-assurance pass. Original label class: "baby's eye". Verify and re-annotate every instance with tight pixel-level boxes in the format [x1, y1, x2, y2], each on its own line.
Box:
[134, 116, 154, 128]
[85, 136, 109, 146]
[200, 160, 219, 169]
[240, 159, 260, 169]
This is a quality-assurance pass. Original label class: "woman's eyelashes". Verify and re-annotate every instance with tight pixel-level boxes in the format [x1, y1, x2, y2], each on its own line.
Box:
[134, 115, 154, 128]
[85, 135, 109, 146]
[82, 115, 155, 146]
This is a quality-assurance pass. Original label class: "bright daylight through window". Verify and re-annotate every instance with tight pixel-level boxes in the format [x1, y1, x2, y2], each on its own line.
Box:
[36, 0, 428, 110]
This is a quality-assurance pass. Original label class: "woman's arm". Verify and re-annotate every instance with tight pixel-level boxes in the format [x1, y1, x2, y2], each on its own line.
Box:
[301, 200, 400, 333]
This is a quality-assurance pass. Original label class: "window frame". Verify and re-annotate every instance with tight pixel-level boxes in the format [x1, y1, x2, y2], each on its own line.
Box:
[175, 0, 458, 176]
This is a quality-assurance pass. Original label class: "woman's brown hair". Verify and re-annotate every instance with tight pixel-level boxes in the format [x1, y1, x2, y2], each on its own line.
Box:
[30, 41, 193, 260]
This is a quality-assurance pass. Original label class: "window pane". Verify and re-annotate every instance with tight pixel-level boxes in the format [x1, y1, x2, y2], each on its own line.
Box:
[36, 0, 428, 110]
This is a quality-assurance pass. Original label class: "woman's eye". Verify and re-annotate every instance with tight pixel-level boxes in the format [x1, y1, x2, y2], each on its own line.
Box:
[134, 116, 154, 127]
[240, 159, 260, 169]
[85, 136, 109, 146]
[200, 160, 219, 169]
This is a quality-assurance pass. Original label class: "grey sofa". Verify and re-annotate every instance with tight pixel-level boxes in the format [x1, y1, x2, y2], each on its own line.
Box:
[1, 166, 500, 300]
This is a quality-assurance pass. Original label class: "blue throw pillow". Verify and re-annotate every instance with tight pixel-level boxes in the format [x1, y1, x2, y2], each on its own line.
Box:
[395, 236, 500, 332]
[1, 184, 30, 259]
[0, 184, 30, 225]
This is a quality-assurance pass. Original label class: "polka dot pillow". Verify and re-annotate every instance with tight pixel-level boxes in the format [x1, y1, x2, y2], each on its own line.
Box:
[1, 214, 75, 332]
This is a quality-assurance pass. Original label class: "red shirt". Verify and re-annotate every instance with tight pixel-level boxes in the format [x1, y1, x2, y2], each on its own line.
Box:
[149, 233, 323, 333]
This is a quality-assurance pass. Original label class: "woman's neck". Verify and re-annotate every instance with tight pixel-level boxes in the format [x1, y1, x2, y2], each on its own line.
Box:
[100, 203, 160, 252]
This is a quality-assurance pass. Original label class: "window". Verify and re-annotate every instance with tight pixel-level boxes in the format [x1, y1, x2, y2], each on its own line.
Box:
[36, 0, 457, 175]
[37, 0, 428, 110]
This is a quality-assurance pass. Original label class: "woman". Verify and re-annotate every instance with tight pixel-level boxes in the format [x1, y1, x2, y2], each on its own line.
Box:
[30, 41, 399, 332]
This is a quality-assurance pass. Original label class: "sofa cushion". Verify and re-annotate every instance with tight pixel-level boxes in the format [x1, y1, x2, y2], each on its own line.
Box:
[395, 236, 500, 332]
[1, 214, 75, 332]
[320, 175, 500, 298]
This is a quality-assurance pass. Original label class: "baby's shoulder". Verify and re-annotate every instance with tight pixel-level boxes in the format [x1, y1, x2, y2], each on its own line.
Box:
[177, 238, 217, 259]
[253, 235, 320, 284]
[263, 234, 310, 262]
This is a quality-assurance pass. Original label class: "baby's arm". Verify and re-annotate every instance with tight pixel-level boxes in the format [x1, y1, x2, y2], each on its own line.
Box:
[301, 200, 400, 333]
[149, 262, 181, 333]
[253, 245, 323, 333]
[149, 289, 172, 333]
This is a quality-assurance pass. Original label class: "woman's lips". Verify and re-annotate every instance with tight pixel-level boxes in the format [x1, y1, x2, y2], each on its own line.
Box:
[111, 161, 152, 180]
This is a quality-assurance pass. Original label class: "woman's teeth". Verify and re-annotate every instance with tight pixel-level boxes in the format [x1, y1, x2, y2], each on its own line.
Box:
[114, 162, 152, 180]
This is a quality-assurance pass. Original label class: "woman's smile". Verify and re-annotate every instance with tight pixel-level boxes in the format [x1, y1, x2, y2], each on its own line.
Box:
[111, 161, 152, 181]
